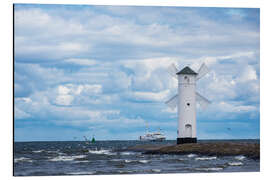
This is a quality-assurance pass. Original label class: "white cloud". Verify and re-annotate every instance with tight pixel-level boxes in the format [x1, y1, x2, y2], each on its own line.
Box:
[15, 8, 51, 28]
[15, 107, 31, 119]
[162, 107, 177, 114]
[216, 101, 258, 113]
[58, 42, 87, 52]
[125, 89, 170, 102]
[15, 8, 91, 60]
[65, 58, 97, 66]
[15, 6, 259, 63]
[80, 84, 102, 94]
[58, 85, 70, 95]
[237, 65, 258, 82]
[106, 70, 132, 91]
[15, 97, 32, 103]
[54, 84, 103, 106]
[122, 57, 179, 92]
[55, 94, 74, 106]
[203, 71, 238, 101]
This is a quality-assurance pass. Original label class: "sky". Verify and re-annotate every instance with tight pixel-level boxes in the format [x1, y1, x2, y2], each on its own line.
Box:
[14, 4, 260, 141]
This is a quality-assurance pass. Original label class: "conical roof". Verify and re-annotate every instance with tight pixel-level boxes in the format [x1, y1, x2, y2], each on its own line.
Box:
[176, 66, 197, 75]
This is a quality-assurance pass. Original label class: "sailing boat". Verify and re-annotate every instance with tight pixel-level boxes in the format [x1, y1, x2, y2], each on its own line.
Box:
[83, 136, 90, 144]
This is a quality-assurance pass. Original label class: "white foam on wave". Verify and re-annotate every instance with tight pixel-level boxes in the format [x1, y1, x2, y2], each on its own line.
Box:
[228, 162, 243, 166]
[195, 167, 223, 171]
[124, 160, 133, 163]
[88, 149, 116, 155]
[118, 170, 134, 174]
[14, 157, 33, 163]
[49, 155, 87, 162]
[187, 154, 197, 158]
[112, 159, 149, 164]
[178, 158, 186, 161]
[151, 169, 161, 173]
[67, 171, 95, 175]
[195, 156, 217, 161]
[120, 151, 137, 155]
[139, 160, 149, 164]
[235, 155, 246, 161]
[47, 150, 59, 153]
[74, 160, 91, 163]
[32, 150, 44, 153]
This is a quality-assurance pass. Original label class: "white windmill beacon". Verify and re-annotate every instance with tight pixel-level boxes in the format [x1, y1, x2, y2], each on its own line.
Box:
[166, 63, 210, 144]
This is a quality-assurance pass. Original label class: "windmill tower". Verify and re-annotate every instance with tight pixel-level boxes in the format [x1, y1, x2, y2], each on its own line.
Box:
[166, 63, 210, 144]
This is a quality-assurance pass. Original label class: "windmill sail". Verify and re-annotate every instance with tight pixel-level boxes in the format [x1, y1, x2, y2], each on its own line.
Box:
[196, 63, 209, 80]
[165, 94, 178, 109]
[167, 63, 179, 79]
[196, 92, 211, 109]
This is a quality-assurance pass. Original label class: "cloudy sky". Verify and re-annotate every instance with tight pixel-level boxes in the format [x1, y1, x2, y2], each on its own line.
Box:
[14, 4, 260, 141]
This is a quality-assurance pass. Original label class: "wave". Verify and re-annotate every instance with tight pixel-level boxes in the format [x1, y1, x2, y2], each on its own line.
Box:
[139, 160, 149, 164]
[49, 155, 87, 162]
[32, 150, 44, 153]
[120, 151, 138, 155]
[74, 160, 91, 163]
[187, 154, 197, 158]
[195, 167, 223, 171]
[151, 169, 161, 173]
[178, 158, 187, 161]
[195, 156, 217, 161]
[118, 170, 134, 174]
[14, 157, 33, 163]
[67, 171, 95, 175]
[122, 159, 149, 164]
[47, 150, 60, 154]
[235, 155, 246, 161]
[114, 159, 150, 164]
[124, 160, 133, 163]
[88, 149, 116, 155]
[162, 158, 186, 163]
[110, 159, 122, 162]
[228, 162, 243, 166]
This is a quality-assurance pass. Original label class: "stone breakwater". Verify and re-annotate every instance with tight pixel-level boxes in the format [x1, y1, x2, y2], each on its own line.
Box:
[126, 142, 260, 159]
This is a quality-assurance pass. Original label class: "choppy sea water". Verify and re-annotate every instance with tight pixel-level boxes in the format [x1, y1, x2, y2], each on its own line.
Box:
[14, 140, 259, 176]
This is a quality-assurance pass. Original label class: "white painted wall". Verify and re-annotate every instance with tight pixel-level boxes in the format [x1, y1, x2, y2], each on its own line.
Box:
[177, 74, 197, 138]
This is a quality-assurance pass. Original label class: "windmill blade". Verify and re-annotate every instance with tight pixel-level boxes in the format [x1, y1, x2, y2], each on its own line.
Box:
[196, 92, 211, 109]
[165, 94, 178, 110]
[167, 63, 179, 79]
[196, 63, 209, 81]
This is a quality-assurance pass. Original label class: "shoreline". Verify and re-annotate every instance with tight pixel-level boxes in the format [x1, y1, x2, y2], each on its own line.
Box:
[126, 142, 260, 159]
[14, 139, 259, 143]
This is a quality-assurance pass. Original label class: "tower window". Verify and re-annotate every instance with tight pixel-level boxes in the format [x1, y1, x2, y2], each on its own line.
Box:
[184, 76, 190, 83]
[187, 103, 190, 106]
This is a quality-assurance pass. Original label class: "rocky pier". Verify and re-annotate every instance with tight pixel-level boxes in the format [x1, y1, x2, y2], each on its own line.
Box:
[126, 142, 260, 159]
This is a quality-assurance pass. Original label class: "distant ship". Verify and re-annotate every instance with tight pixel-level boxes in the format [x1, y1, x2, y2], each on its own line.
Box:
[139, 127, 166, 141]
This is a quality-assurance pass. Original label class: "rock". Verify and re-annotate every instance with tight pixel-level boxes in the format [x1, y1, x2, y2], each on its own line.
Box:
[127, 142, 260, 159]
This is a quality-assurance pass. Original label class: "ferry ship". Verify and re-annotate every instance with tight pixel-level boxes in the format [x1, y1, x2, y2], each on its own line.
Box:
[139, 128, 166, 141]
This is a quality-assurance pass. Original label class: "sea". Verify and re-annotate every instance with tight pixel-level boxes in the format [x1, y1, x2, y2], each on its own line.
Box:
[14, 140, 259, 176]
